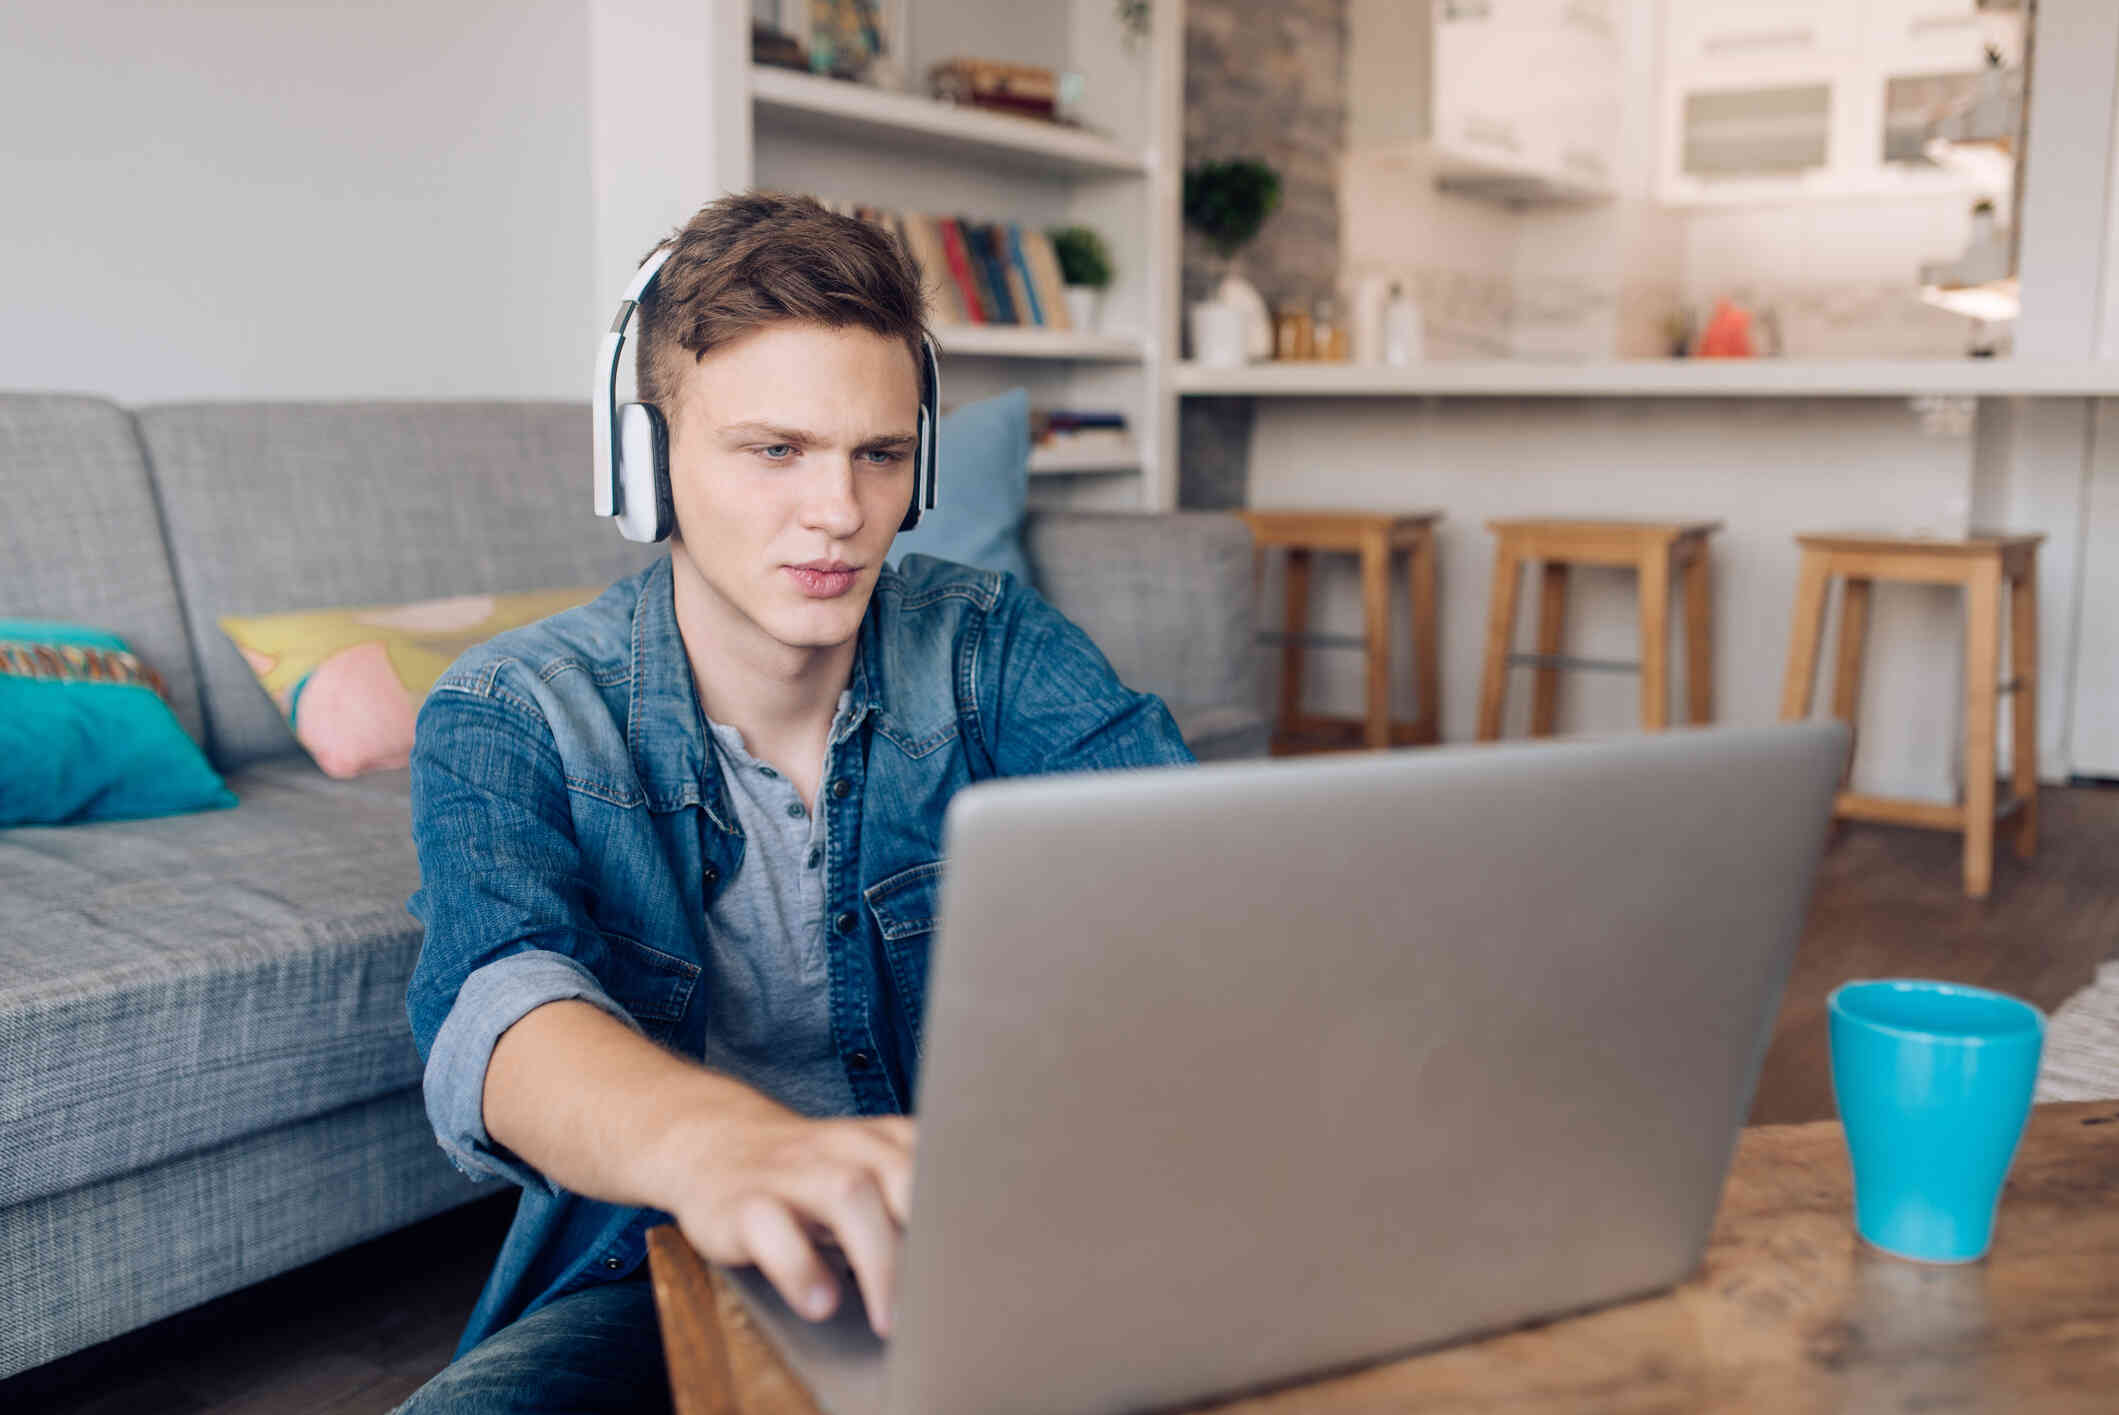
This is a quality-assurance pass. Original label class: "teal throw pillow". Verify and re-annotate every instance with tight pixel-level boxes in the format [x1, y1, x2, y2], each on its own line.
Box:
[888, 386, 1036, 587]
[0, 619, 237, 826]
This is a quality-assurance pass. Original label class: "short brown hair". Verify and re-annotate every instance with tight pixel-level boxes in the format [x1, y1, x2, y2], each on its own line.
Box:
[634, 190, 932, 426]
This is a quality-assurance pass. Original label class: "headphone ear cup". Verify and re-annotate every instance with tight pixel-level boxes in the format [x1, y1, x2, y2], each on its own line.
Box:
[646, 405, 673, 541]
[616, 402, 673, 543]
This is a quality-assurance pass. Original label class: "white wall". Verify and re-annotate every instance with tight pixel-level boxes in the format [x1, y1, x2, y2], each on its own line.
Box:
[0, 0, 593, 403]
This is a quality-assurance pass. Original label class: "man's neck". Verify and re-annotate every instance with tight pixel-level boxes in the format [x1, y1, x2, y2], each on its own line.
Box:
[668, 552, 854, 804]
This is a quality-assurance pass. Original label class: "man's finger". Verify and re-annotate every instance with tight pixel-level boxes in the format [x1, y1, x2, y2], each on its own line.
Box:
[734, 1195, 839, 1323]
[828, 1126, 916, 1227]
[790, 1167, 900, 1338]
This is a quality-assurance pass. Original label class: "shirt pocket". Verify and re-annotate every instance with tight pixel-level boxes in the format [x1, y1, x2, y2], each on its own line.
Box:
[863, 859, 945, 1052]
[596, 928, 701, 1046]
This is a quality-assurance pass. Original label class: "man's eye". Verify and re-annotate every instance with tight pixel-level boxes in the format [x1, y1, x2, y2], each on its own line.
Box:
[865, 449, 906, 465]
[758, 444, 795, 461]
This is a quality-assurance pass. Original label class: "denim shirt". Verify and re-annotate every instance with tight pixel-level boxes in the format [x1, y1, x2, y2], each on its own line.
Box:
[404, 552, 1195, 1357]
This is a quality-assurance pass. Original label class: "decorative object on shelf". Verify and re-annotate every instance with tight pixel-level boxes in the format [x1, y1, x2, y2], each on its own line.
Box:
[930, 56, 1059, 121]
[1382, 282, 1426, 365]
[1189, 303, 1247, 367]
[1313, 296, 1348, 362]
[1184, 157, 1282, 362]
[1115, 0, 1151, 47]
[1048, 225, 1113, 333]
[1696, 298, 1756, 359]
[805, 0, 887, 82]
[1272, 305, 1315, 362]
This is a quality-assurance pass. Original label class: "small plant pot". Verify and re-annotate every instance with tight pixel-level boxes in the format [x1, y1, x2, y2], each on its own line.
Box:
[1065, 286, 1102, 334]
[1188, 302, 1248, 367]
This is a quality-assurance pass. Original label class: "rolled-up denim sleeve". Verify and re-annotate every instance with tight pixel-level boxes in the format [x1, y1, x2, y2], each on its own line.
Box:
[981, 577, 1198, 776]
[423, 950, 645, 1192]
[405, 679, 643, 1194]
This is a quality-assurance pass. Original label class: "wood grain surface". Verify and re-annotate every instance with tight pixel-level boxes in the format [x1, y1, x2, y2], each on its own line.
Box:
[648, 1101, 2119, 1414]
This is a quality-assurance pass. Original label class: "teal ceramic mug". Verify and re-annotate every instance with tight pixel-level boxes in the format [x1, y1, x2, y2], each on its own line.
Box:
[1828, 979, 2046, 1263]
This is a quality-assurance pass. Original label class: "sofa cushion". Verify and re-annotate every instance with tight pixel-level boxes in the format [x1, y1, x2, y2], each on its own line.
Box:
[1023, 509, 1263, 722]
[1167, 702, 1271, 763]
[0, 759, 427, 1208]
[887, 387, 1036, 585]
[0, 393, 209, 745]
[0, 618, 236, 825]
[135, 401, 659, 770]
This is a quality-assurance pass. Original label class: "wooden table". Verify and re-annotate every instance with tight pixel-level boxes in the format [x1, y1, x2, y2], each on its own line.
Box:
[646, 1100, 2119, 1414]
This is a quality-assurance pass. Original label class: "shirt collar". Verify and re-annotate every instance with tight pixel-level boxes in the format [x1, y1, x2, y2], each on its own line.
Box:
[626, 555, 884, 824]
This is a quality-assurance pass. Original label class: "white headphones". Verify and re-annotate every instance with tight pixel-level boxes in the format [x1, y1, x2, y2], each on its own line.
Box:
[594, 243, 942, 543]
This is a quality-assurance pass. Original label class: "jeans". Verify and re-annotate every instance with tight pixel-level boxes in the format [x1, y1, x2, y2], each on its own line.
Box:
[389, 1275, 671, 1415]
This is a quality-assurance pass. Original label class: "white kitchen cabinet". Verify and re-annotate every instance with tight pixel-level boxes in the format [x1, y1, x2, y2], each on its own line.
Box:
[1351, 0, 1622, 205]
[1659, 0, 2012, 205]
[1865, 0, 1988, 77]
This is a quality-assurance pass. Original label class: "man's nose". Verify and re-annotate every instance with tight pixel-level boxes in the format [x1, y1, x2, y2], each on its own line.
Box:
[799, 458, 864, 538]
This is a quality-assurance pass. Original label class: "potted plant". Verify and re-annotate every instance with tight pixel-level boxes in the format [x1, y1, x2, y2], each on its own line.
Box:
[1183, 157, 1281, 362]
[1047, 224, 1114, 333]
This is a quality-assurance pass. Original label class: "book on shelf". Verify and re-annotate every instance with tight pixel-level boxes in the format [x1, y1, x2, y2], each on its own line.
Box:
[1031, 408, 1133, 458]
[825, 201, 1078, 334]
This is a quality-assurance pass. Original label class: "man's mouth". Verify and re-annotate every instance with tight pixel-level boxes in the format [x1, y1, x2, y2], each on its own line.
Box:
[786, 562, 860, 597]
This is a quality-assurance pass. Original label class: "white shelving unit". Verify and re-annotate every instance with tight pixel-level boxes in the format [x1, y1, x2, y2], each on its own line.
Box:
[740, 2, 1184, 512]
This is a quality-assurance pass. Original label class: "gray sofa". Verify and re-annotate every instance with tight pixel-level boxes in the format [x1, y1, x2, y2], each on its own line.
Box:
[0, 392, 1264, 1378]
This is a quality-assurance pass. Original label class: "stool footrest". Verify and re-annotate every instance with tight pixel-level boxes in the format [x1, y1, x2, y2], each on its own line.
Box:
[1258, 630, 1370, 650]
[1505, 652, 1640, 675]
[1833, 789, 2030, 832]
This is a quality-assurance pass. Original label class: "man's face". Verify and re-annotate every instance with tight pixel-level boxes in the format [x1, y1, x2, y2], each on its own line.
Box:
[665, 321, 920, 656]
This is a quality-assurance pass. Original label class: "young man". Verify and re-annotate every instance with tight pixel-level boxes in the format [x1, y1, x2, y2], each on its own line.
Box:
[393, 190, 1195, 1413]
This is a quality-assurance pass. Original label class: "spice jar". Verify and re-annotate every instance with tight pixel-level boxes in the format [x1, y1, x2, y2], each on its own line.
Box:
[1273, 306, 1315, 361]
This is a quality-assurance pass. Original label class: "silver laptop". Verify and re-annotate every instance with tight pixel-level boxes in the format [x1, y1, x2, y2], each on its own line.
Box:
[725, 721, 1848, 1414]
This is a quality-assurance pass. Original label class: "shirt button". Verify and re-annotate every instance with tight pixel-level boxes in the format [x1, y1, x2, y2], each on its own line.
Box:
[703, 865, 719, 886]
[830, 778, 851, 799]
[834, 911, 856, 935]
[785, 802, 805, 819]
[849, 1051, 873, 1071]
[806, 848, 821, 870]
[602, 1256, 623, 1271]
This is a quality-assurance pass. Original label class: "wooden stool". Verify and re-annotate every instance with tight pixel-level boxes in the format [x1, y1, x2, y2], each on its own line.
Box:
[1237, 509, 1442, 754]
[1779, 532, 2042, 900]
[1476, 518, 1720, 740]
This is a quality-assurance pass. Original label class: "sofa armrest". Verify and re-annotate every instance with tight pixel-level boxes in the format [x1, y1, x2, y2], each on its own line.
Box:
[1021, 510, 1258, 711]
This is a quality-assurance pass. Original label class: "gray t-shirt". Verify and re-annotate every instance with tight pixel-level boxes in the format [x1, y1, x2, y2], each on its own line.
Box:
[693, 691, 858, 1118]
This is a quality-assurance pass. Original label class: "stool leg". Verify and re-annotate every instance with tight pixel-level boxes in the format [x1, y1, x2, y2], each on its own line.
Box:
[1963, 560, 2004, 899]
[1638, 545, 1672, 732]
[1531, 563, 1569, 737]
[1478, 545, 1523, 741]
[1361, 528, 1392, 750]
[1780, 550, 1832, 721]
[1831, 577, 1872, 789]
[2011, 563, 2040, 860]
[1278, 548, 1312, 755]
[1409, 531, 1441, 744]
[1683, 544, 1714, 725]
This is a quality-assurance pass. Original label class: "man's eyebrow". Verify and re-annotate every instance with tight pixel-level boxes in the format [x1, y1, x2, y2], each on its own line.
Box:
[716, 421, 918, 449]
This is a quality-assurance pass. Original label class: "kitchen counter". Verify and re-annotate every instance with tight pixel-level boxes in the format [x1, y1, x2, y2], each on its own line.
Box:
[1175, 359, 2119, 399]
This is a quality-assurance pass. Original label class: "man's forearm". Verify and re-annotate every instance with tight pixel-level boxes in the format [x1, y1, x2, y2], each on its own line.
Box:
[483, 997, 788, 1208]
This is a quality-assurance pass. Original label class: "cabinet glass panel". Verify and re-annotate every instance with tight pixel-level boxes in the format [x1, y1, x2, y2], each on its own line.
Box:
[1881, 71, 1984, 166]
[1681, 85, 1830, 178]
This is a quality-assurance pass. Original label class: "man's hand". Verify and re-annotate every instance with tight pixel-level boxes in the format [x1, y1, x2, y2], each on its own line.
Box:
[651, 1102, 918, 1337]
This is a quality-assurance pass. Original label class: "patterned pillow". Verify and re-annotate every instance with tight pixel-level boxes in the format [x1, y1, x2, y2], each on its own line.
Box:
[219, 587, 603, 778]
[0, 619, 236, 825]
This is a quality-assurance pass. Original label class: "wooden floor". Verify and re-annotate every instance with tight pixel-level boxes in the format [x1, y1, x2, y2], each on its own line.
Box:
[7, 785, 2116, 1414]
